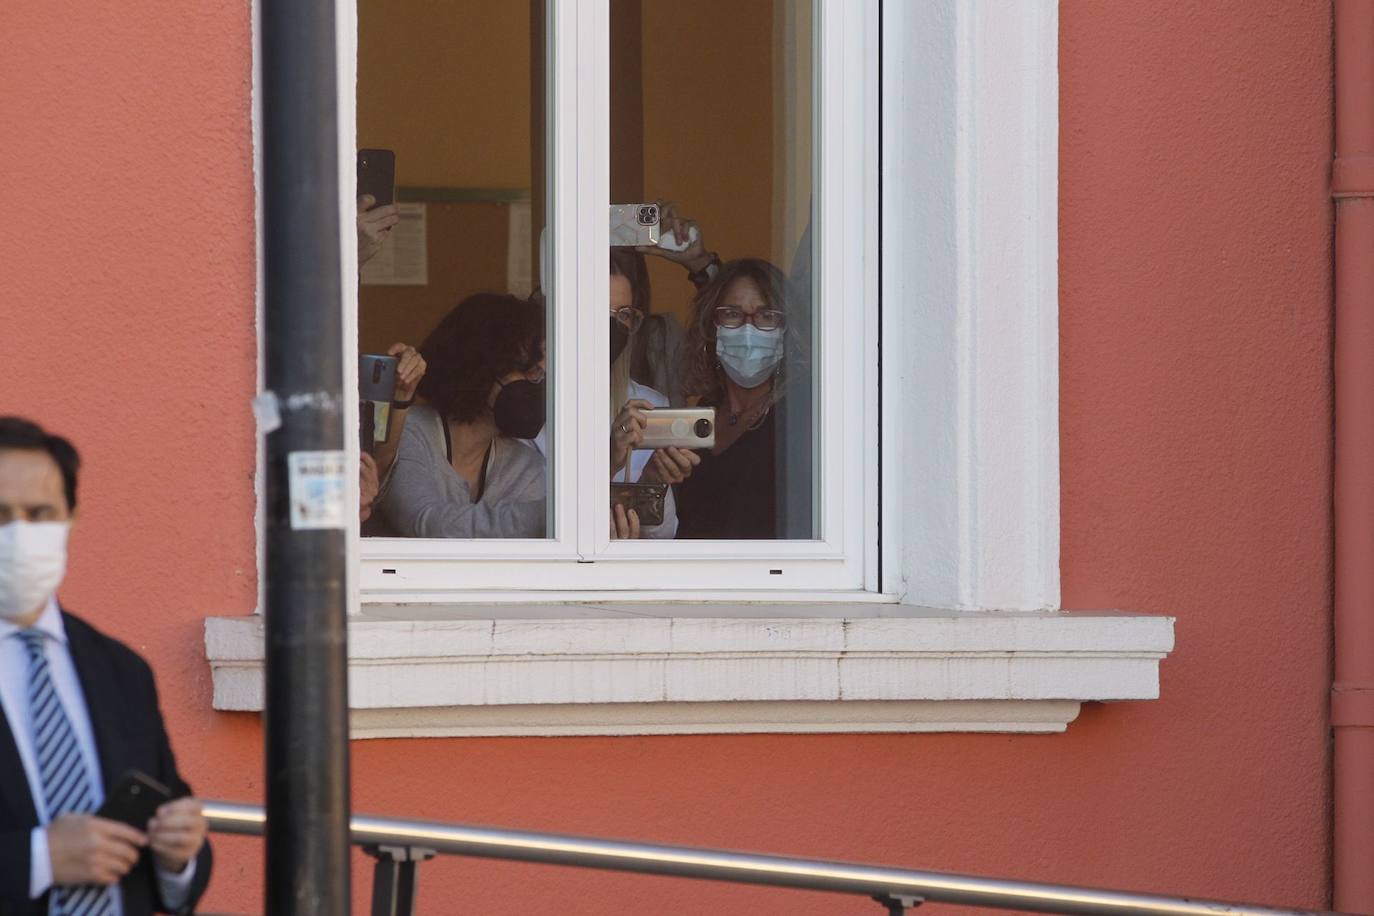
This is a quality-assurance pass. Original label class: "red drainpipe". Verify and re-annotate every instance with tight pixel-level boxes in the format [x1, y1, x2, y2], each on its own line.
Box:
[1333, 1, 1374, 912]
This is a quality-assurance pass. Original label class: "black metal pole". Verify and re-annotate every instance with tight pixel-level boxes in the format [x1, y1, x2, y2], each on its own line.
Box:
[261, 0, 351, 913]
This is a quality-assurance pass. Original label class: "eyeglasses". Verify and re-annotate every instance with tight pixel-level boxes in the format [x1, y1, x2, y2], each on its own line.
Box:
[714, 306, 786, 331]
[611, 307, 644, 332]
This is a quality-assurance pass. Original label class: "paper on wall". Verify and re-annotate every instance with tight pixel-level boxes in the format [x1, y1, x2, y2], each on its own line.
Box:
[506, 199, 533, 297]
[361, 202, 428, 286]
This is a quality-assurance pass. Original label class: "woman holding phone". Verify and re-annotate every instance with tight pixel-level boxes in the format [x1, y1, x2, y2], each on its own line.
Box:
[660, 257, 806, 539]
[378, 293, 548, 539]
[604, 249, 701, 539]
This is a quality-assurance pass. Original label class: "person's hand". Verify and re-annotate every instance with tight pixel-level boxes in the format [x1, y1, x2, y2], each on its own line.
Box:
[47, 814, 146, 886]
[358, 194, 400, 266]
[386, 343, 426, 403]
[147, 797, 207, 874]
[360, 452, 380, 523]
[610, 399, 654, 474]
[610, 503, 641, 539]
[636, 200, 711, 273]
[639, 446, 701, 485]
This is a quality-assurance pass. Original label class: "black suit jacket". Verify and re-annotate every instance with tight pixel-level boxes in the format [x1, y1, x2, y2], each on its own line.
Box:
[0, 610, 213, 916]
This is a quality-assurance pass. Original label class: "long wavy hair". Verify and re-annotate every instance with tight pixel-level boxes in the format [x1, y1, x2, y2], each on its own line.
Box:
[609, 249, 651, 418]
[681, 258, 801, 407]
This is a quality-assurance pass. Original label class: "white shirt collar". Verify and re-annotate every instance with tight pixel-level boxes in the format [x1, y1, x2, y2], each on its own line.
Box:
[0, 594, 68, 645]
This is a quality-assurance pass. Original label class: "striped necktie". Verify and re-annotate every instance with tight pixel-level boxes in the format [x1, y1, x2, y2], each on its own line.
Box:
[19, 629, 117, 916]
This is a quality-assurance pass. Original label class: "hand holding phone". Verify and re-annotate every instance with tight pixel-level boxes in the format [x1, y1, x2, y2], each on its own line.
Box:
[357, 148, 396, 207]
[97, 770, 175, 830]
[359, 354, 399, 455]
[642, 446, 702, 485]
[610, 482, 666, 528]
[657, 225, 698, 252]
[146, 795, 208, 873]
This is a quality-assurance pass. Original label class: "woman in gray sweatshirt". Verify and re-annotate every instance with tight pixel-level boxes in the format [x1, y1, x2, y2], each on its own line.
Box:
[378, 293, 547, 539]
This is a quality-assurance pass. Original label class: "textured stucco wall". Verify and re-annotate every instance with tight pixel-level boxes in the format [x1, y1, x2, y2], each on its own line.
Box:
[1, 1, 1333, 914]
[1058, 0, 1334, 905]
[0, 0, 265, 905]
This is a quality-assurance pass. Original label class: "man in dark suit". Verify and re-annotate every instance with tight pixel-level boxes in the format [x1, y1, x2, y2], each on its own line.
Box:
[0, 417, 211, 915]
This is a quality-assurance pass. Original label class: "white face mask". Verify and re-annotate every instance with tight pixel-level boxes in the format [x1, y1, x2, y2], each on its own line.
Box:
[0, 521, 70, 622]
[715, 324, 784, 389]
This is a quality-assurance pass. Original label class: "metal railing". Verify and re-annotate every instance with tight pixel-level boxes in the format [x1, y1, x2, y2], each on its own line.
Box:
[203, 801, 1342, 916]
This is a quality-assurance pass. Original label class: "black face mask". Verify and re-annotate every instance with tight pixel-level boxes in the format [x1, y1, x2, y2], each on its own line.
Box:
[492, 379, 546, 439]
[609, 316, 630, 366]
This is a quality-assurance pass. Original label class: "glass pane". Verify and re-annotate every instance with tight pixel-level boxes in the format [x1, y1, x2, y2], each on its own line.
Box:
[607, 0, 815, 541]
[356, 0, 551, 540]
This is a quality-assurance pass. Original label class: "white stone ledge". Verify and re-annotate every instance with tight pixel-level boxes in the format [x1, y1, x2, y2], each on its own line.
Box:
[204, 606, 1174, 737]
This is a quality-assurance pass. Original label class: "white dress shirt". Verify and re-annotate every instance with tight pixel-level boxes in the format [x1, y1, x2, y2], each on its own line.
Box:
[0, 596, 195, 911]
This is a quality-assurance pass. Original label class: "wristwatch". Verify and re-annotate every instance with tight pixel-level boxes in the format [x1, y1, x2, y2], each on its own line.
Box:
[687, 253, 722, 289]
[391, 396, 415, 410]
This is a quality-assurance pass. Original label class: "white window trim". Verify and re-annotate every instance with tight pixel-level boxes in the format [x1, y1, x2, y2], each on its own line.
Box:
[207, 606, 1173, 737]
[217, 0, 1177, 736]
[354, 0, 876, 598]
[880, 0, 1061, 611]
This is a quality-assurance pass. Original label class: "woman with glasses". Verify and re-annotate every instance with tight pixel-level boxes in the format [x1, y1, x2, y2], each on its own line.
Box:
[377, 292, 548, 539]
[651, 258, 798, 539]
[605, 249, 699, 539]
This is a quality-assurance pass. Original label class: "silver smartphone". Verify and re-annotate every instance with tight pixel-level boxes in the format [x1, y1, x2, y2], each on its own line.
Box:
[638, 408, 715, 450]
[609, 203, 660, 247]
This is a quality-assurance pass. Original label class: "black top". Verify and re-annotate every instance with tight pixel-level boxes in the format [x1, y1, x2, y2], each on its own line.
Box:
[676, 411, 782, 539]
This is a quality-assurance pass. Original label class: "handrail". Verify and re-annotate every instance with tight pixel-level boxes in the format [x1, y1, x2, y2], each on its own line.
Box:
[202, 800, 1343, 916]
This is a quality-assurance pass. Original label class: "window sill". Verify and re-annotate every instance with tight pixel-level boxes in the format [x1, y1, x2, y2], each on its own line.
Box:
[204, 606, 1174, 737]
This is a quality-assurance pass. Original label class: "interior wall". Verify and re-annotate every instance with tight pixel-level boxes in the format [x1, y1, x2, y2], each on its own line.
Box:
[357, 0, 533, 355]
[357, 200, 517, 353]
[356, 0, 531, 190]
[638, 0, 782, 322]
[609, 0, 644, 203]
[773, 0, 812, 273]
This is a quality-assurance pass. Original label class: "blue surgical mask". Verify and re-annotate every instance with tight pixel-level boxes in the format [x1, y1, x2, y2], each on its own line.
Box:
[715, 325, 784, 389]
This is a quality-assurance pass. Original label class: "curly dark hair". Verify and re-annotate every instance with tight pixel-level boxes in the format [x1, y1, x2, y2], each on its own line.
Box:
[418, 293, 544, 424]
[681, 258, 800, 406]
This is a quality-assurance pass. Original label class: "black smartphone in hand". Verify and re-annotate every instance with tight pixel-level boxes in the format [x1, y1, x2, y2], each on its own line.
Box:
[357, 148, 396, 207]
[609, 482, 667, 527]
[97, 770, 174, 829]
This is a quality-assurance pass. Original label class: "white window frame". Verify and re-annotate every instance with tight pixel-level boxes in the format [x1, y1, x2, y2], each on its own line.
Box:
[219, 0, 1178, 738]
[262, 0, 1063, 613]
[267, 0, 1069, 614]
[343, 0, 878, 603]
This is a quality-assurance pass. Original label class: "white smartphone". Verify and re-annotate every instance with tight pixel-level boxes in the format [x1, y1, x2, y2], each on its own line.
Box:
[639, 408, 715, 450]
[609, 203, 660, 247]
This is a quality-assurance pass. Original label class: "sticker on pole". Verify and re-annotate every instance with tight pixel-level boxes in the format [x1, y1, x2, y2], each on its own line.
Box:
[287, 450, 348, 530]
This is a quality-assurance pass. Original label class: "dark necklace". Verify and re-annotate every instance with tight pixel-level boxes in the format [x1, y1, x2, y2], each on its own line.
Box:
[726, 400, 771, 430]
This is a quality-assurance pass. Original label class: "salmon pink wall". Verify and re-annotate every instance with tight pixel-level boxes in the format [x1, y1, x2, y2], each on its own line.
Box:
[1, 1, 1334, 914]
[0, 0, 266, 905]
